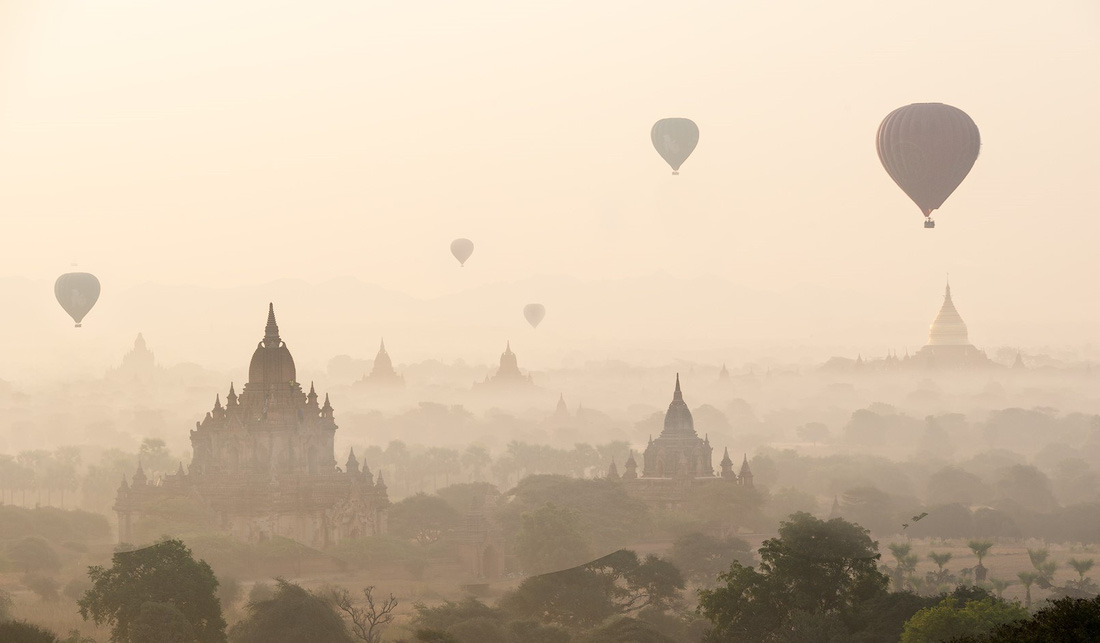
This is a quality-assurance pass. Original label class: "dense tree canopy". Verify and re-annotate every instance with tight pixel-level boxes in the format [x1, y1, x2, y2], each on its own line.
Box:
[900, 597, 1027, 643]
[956, 596, 1100, 642]
[229, 578, 354, 643]
[501, 550, 684, 630]
[78, 538, 226, 643]
[698, 513, 889, 642]
[513, 502, 592, 574]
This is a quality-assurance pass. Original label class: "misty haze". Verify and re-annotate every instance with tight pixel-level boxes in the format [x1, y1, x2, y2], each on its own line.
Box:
[1, 2, 1099, 642]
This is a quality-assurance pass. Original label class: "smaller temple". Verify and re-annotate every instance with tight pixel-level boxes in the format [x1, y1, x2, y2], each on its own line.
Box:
[107, 333, 159, 383]
[360, 339, 405, 387]
[718, 363, 730, 381]
[550, 393, 571, 424]
[475, 342, 534, 389]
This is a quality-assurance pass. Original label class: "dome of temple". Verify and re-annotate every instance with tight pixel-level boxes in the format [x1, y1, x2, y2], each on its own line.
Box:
[662, 374, 696, 436]
[928, 282, 969, 346]
[248, 303, 297, 386]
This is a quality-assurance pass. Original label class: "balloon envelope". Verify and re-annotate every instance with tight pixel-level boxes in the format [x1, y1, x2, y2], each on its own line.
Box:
[54, 272, 100, 327]
[450, 238, 474, 267]
[523, 303, 545, 329]
[876, 103, 980, 219]
[651, 118, 699, 173]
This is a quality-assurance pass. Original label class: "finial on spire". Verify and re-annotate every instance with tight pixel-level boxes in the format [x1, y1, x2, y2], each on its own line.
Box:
[673, 373, 683, 401]
[379, 338, 386, 353]
[264, 303, 280, 343]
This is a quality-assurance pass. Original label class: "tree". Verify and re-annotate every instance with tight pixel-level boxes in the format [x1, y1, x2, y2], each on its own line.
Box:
[129, 602, 197, 643]
[0, 621, 60, 643]
[514, 502, 592, 574]
[1018, 572, 1038, 609]
[229, 578, 354, 643]
[962, 595, 1100, 642]
[989, 578, 1011, 599]
[576, 616, 677, 643]
[667, 532, 753, 586]
[900, 596, 1027, 643]
[888, 543, 918, 591]
[78, 538, 226, 643]
[7, 537, 61, 574]
[22, 574, 60, 602]
[387, 493, 461, 545]
[927, 551, 955, 586]
[0, 588, 14, 621]
[500, 550, 684, 630]
[698, 513, 889, 642]
[327, 585, 398, 643]
[1067, 558, 1097, 592]
[461, 445, 492, 481]
[968, 540, 993, 581]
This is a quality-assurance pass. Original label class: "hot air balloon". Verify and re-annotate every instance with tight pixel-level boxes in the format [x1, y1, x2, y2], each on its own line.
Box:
[651, 118, 699, 174]
[54, 272, 100, 327]
[450, 238, 474, 267]
[876, 103, 980, 228]
[523, 303, 545, 329]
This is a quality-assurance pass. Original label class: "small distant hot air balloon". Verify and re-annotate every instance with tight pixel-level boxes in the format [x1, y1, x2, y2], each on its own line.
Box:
[54, 272, 101, 327]
[651, 118, 699, 175]
[523, 304, 545, 329]
[876, 103, 981, 228]
[450, 238, 474, 267]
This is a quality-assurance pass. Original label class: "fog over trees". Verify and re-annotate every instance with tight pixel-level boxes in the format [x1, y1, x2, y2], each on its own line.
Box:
[3, 0, 1100, 641]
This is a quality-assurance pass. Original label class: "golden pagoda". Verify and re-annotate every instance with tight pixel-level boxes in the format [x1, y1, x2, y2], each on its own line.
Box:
[913, 281, 993, 368]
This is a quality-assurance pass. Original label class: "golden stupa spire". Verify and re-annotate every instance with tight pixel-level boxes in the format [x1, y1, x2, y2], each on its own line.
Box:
[927, 278, 969, 346]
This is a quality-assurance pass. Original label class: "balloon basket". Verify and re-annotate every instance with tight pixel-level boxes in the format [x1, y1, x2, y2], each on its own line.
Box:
[75, 323, 82, 328]
[924, 220, 935, 229]
[671, 171, 679, 176]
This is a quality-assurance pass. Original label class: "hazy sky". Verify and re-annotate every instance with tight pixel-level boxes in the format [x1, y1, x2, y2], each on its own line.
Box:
[1, 1, 1098, 372]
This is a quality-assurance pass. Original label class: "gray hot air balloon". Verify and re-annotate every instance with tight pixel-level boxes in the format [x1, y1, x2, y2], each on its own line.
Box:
[877, 103, 981, 229]
[450, 238, 474, 267]
[651, 118, 699, 174]
[523, 303, 546, 329]
[54, 272, 101, 327]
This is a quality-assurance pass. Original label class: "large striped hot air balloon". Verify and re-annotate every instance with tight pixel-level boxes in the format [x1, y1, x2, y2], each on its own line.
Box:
[876, 103, 981, 228]
[651, 118, 699, 175]
[54, 272, 100, 327]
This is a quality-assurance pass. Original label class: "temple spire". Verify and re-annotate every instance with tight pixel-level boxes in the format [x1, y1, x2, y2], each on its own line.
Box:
[264, 303, 280, 343]
[673, 373, 682, 401]
[379, 338, 386, 354]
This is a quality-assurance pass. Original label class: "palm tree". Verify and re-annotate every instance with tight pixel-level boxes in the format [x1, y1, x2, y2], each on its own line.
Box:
[989, 577, 1011, 599]
[1067, 558, 1094, 583]
[928, 551, 952, 572]
[1018, 571, 1038, 609]
[888, 543, 914, 590]
[1027, 547, 1049, 570]
[968, 540, 993, 581]
[1038, 560, 1057, 584]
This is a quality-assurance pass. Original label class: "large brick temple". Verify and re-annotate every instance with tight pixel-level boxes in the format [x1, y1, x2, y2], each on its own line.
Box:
[114, 304, 388, 547]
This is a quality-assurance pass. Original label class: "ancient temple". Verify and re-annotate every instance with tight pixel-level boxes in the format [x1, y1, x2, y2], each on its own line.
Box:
[642, 374, 714, 478]
[114, 304, 388, 547]
[475, 342, 533, 388]
[912, 281, 994, 368]
[611, 376, 751, 508]
[360, 339, 405, 387]
[106, 333, 158, 382]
